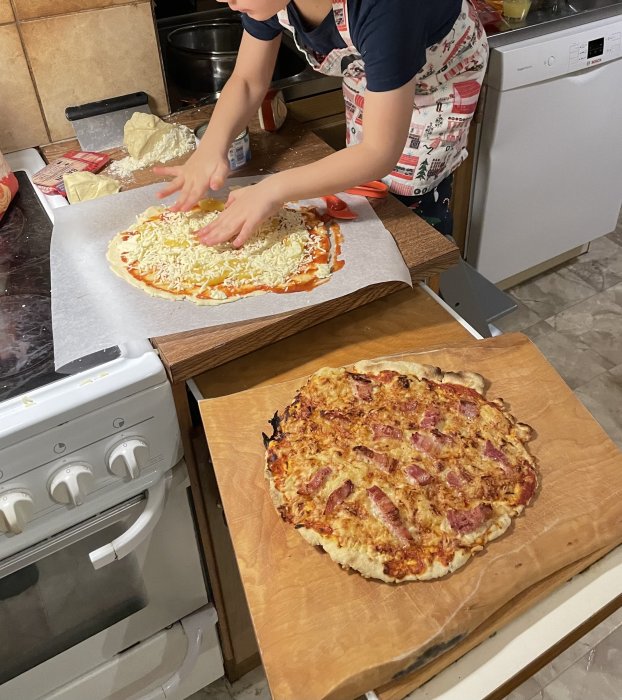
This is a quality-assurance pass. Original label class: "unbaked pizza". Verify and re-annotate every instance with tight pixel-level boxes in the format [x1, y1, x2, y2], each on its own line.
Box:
[263, 360, 539, 583]
[107, 199, 343, 304]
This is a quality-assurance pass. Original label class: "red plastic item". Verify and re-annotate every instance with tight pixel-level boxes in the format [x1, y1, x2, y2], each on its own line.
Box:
[344, 180, 389, 199]
[322, 195, 358, 220]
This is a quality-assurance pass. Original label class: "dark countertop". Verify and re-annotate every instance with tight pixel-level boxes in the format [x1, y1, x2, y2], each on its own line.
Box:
[485, 0, 622, 48]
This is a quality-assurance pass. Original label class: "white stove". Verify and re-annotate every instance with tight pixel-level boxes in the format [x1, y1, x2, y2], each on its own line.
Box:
[0, 149, 181, 560]
[0, 149, 223, 700]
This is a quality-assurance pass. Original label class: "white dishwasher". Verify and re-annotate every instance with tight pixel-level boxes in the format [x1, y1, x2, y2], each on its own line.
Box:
[465, 14, 622, 285]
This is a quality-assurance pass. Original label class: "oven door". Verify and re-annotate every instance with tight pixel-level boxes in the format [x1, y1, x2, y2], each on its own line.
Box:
[0, 461, 209, 700]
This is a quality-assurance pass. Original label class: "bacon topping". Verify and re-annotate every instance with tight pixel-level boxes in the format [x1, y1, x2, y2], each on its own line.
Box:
[348, 373, 373, 402]
[353, 445, 397, 473]
[371, 423, 403, 441]
[401, 400, 419, 413]
[420, 408, 441, 429]
[367, 486, 413, 545]
[411, 430, 453, 456]
[446, 469, 473, 488]
[405, 463, 432, 485]
[484, 440, 511, 472]
[446, 470, 466, 488]
[372, 370, 398, 384]
[447, 504, 493, 534]
[459, 400, 479, 418]
[324, 480, 354, 515]
[298, 467, 332, 496]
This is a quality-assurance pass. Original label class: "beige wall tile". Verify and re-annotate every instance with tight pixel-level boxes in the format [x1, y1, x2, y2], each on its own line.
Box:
[0, 0, 15, 24]
[21, 4, 168, 142]
[0, 24, 49, 152]
[13, 0, 134, 21]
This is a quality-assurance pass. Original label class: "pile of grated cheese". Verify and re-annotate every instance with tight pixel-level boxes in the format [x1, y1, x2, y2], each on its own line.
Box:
[120, 206, 329, 299]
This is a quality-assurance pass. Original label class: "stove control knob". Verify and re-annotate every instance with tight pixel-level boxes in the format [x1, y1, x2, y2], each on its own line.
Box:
[108, 438, 149, 480]
[49, 464, 94, 506]
[0, 491, 34, 535]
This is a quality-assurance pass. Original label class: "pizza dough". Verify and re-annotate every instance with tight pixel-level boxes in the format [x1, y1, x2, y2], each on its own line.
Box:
[264, 361, 539, 583]
[107, 200, 344, 304]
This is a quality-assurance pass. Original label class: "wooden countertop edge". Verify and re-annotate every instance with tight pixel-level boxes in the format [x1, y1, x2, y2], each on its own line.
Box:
[153, 281, 410, 384]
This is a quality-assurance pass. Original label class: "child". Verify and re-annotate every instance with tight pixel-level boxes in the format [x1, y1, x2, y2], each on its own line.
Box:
[156, 0, 488, 246]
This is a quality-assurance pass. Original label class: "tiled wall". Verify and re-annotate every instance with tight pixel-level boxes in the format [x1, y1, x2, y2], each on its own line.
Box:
[0, 0, 168, 152]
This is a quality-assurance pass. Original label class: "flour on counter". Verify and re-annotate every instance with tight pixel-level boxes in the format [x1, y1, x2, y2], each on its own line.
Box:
[108, 124, 196, 180]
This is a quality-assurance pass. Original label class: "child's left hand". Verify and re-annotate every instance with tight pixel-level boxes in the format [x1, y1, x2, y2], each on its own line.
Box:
[196, 181, 283, 248]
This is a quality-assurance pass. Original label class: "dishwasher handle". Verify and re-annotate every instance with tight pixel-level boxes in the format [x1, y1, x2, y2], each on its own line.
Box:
[89, 470, 172, 569]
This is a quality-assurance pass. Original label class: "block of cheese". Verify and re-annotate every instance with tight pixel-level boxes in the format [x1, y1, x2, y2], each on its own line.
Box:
[63, 171, 121, 204]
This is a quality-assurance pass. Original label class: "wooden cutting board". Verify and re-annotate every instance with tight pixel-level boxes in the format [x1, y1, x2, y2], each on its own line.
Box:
[200, 333, 622, 700]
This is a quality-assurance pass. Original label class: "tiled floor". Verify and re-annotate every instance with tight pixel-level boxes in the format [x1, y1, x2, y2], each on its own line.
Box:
[191, 219, 622, 700]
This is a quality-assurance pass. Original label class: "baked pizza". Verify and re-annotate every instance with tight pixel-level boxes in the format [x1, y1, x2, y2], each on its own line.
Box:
[107, 199, 343, 304]
[263, 360, 539, 583]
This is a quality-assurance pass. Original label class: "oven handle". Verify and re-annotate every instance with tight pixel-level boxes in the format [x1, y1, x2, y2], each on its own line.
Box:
[89, 469, 172, 569]
[130, 605, 218, 700]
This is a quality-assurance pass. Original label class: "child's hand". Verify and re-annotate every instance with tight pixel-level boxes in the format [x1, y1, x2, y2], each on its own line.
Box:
[196, 181, 283, 248]
[154, 149, 229, 212]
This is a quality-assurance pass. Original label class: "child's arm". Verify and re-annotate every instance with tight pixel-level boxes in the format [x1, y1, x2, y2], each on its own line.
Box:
[197, 77, 418, 247]
[154, 31, 282, 210]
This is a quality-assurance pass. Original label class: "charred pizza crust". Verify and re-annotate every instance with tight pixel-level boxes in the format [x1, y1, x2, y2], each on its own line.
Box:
[107, 200, 343, 304]
[264, 362, 538, 583]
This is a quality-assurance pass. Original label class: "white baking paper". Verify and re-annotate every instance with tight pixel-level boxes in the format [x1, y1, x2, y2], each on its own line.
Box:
[51, 177, 412, 369]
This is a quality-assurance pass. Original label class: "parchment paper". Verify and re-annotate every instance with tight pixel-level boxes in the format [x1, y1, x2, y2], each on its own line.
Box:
[51, 178, 411, 368]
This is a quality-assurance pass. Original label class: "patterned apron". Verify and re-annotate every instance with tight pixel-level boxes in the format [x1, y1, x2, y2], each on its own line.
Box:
[276, 0, 489, 196]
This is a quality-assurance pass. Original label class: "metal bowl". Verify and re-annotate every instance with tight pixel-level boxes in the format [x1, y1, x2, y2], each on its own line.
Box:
[167, 21, 244, 93]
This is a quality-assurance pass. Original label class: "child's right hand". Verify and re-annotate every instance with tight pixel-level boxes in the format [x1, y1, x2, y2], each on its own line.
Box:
[154, 148, 229, 212]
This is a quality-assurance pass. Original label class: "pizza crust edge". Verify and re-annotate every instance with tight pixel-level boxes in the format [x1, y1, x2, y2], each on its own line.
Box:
[352, 359, 486, 395]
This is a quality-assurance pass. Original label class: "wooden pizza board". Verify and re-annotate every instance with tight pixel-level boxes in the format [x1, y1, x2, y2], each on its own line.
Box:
[199, 333, 622, 700]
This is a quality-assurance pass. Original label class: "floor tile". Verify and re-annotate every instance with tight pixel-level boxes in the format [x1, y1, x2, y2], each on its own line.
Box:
[545, 282, 622, 367]
[561, 236, 622, 292]
[539, 624, 622, 699]
[492, 298, 542, 333]
[229, 666, 271, 700]
[509, 268, 597, 320]
[188, 677, 232, 699]
[606, 227, 622, 248]
[520, 321, 613, 389]
[504, 675, 543, 699]
[574, 365, 622, 449]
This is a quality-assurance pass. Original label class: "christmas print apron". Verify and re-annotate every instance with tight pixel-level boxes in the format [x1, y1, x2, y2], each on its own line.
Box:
[276, 0, 489, 196]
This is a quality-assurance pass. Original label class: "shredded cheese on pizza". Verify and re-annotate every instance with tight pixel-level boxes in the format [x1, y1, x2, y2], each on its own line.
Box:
[107, 201, 343, 304]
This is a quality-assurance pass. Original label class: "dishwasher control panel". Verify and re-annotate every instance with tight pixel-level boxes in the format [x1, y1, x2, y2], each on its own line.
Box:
[487, 15, 622, 91]
[569, 31, 621, 69]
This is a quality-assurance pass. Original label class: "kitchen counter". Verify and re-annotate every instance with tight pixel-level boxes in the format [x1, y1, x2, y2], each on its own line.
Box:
[41, 106, 458, 383]
[483, 0, 622, 47]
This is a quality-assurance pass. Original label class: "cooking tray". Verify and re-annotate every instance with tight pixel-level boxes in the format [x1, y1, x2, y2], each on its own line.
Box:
[200, 333, 622, 700]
